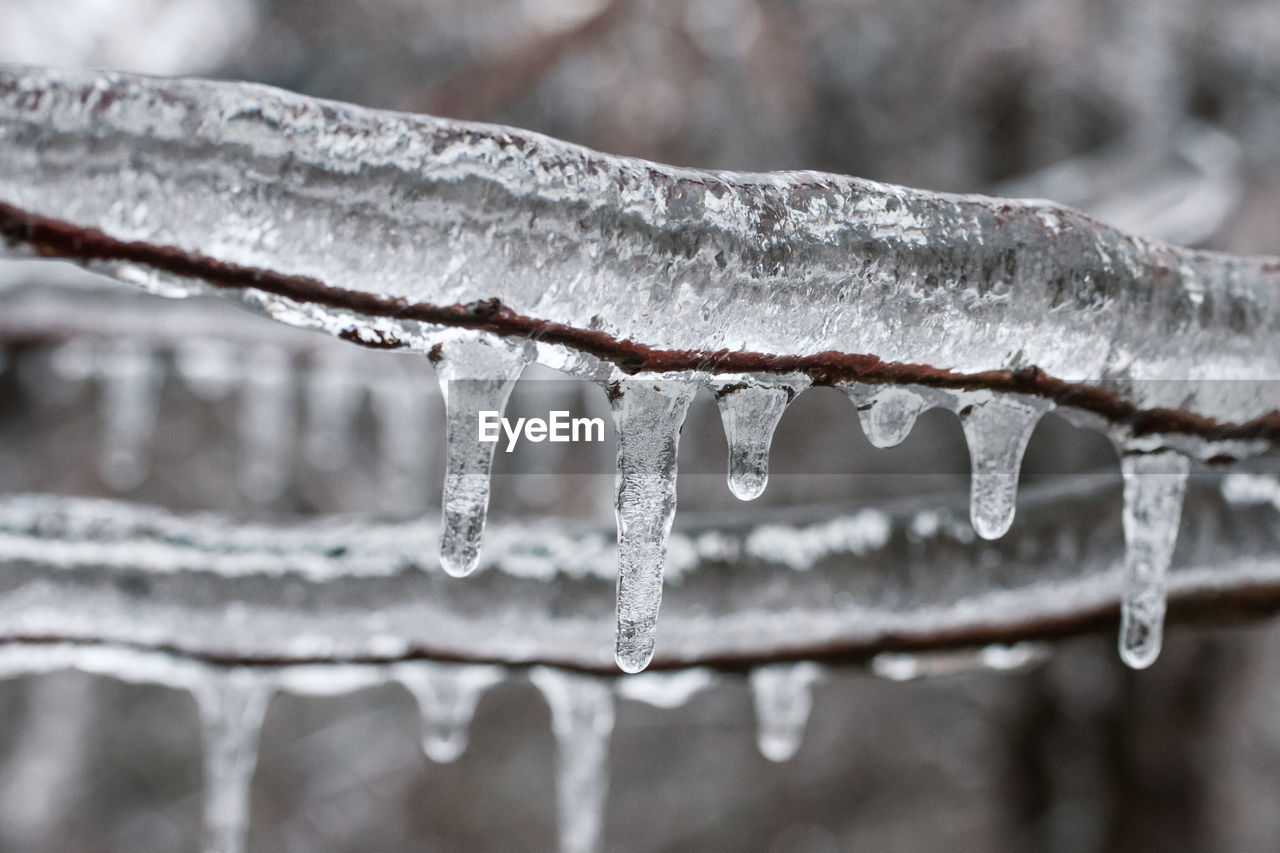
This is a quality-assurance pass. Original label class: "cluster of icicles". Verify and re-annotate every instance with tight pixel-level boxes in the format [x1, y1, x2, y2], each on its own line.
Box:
[426, 331, 1191, 674]
[1, 642, 938, 853]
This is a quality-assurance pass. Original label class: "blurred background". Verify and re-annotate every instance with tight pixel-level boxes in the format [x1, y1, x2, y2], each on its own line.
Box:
[1, 0, 1280, 850]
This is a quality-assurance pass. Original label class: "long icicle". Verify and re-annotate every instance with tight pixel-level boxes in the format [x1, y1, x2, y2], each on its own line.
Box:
[609, 377, 697, 673]
[194, 672, 274, 853]
[431, 335, 530, 577]
[1118, 450, 1191, 669]
[529, 667, 615, 853]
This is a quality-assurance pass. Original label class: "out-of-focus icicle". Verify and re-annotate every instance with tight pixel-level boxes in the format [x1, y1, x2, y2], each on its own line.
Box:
[529, 668, 615, 853]
[393, 661, 503, 763]
[303, 353, 365, 472]
[194, 672, 273, 853]
[175, 339, 239, 402]
[609, 378, 698, 673]
[959, 394, 1050, 539]
[1118, 450, 1191, 669]
[431, 335, 530, 577]
[614, 667, 716, 709]
[371, 374, 431, 510]
[237, 345, 294, 502]
[712, 378, 807, 501]
[852, 385, 927, 448]
[97, 339, 160, 491]
[749, 662, 822, 763]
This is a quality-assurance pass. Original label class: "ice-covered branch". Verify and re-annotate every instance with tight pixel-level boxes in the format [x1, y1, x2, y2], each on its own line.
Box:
[2, 65, 1278, 672]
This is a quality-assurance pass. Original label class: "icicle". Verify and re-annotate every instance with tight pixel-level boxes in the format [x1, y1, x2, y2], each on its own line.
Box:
[393, 661, 503, 763]
[238, 345, 295, 502]
[97, 339, 161, 491]
[303, 355, 365, 472]
[712, 378, 806, 501]
[194, 673, 273, 853]
[174, 338, 239, 402]
[610, 378, 698, 673]
[370, 374, 432, 510]
[1118, 450, 1190, 669]
[431, 336, 530, 578]
[529, 668, 615, 853]
[854, 385, 926, 448]
[614, 667, 715, 709]
[959, 394, 1049, 539]
[749, 662, 821, 763]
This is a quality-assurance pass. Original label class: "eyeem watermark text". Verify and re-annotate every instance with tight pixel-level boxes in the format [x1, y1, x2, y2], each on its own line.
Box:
[479, 410, 606, 452]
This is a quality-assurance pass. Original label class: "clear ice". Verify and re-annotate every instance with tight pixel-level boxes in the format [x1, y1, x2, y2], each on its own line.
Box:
[432, 335, 530, 577]
[1118, 450, 1191, 669]
[713, 378, 807, 501]
[959, 394, 1049, 540]
[853, 385, 927, 449]
[749, 662, 822, 762]
[194, 673, 273, 853]
[610, 378, 698, 673]
[394, 661, 504, 763]
[529, 667, 615, 853]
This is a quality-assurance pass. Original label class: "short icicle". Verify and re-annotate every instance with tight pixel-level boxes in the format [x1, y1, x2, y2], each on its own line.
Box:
[853, 385, 927, 449]
[610, 377, 698, 673]
[749, 662, 822, 763]
[712, 378, 807, 501]
[959, 394, 1049, 539]
[194, 672, 274, 853]
[529, 667, 616, 853]
[1118, 450, 1191, 669]
[393, 661, 504, 763]
[431, 335, 530, 577]
[98, 339, 161, 491]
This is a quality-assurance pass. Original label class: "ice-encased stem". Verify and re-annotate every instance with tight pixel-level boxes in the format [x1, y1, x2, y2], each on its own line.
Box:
[749, 662, 822, 762]
[960, 395, 1049, 540]
[610, 378, 698, 673]
[432, 336, 529, 577]
[529, 668, 615, 853]
[195, 673, 273, 853]
[1119, 450, 1191, 669]
[713, 380, 805, 501]
[394, 661, 504, 763]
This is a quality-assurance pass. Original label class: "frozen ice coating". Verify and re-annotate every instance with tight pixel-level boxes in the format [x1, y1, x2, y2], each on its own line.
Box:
[712, 378, 807, 500]
[610, 378, 698, 673]
[393, 661, 504, 763]
[750, 662, 823, 762]
[1118, 451, 1191, 669]
[529, 668, 616, 853]
[431, 335, 530, 577]
[194, 673, 273, 853]
[97, 338, 160, 490]
[960, 394, 1052, 540]
[237, 344, 294, 502]
[852, 385, 927, 449]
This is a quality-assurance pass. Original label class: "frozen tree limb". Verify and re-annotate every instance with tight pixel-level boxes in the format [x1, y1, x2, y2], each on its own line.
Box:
[0, 65, 1276, 444]
[0, 477, 1276, 673]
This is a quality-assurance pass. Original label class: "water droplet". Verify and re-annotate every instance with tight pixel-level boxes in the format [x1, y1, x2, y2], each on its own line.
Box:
[959, 395, 1048, 539]
[1119, 450, 1190, 669]
[610, 378, 697, 672]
